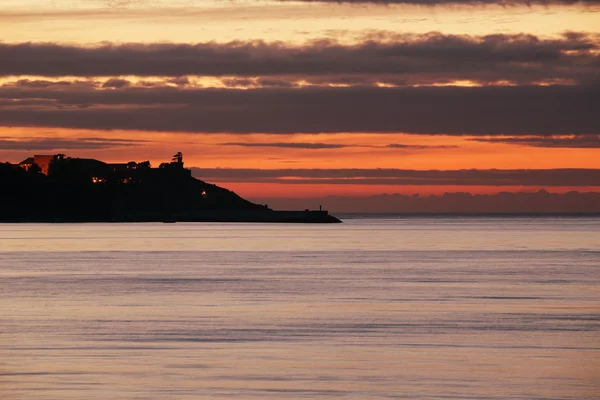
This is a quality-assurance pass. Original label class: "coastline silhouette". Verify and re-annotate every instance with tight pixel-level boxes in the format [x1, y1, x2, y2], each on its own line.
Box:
[1, 153, 340, 223]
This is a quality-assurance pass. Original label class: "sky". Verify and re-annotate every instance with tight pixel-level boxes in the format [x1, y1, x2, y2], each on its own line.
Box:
[1, 0, 599, 211]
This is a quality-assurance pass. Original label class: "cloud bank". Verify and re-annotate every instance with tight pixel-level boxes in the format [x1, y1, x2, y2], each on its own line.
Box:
[1, 33, 599, 85]
[96, 0, 600, 6]
[272, 0, 600, 4]
[1, 85, 598, 134]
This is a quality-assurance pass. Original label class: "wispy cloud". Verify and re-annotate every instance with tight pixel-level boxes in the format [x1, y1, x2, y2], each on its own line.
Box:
[0, 137, 149, 150]
[220, 142, 456, 149]
[191, 168, 600, 186]
[220, 142, 347, 149]
[271, 0, 600, 4]
[93, 0, 600, 6]
[471, 135, 600, 148]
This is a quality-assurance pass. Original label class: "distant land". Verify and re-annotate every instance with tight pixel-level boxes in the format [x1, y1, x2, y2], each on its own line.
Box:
[250, 191, 600, 215]
[0, 153, 340, 223]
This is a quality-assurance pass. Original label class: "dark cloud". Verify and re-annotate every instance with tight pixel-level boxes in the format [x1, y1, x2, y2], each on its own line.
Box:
[472, 135, 600, 148]
[191, 168, 600, 186]
[0, 137, 149, 151]
[385, 144, 457, 149]
[102, 78, 131, 88]
[7, 79, 96, 89]
[9, 79, 73, 88]
[0, 98, 56, 107]
[273, 0, 600, 4]
[0, 85, 598, 135]
[221, 142, 347, 149]
[220, 142, 455, 149]
[257, 78, 300, 88]
[65, 0, 600, 7]
[267, 177, 596, 185]
[1, 33, 599, 84]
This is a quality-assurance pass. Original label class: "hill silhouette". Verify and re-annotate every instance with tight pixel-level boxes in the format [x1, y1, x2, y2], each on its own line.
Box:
[1, 155, 340, 223]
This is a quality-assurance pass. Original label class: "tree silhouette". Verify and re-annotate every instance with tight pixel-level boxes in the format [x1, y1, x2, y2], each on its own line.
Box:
[172, 152, 183, 164]
[48, 154, 68, 177]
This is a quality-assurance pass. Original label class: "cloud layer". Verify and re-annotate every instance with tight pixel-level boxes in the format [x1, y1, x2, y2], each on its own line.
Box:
[1, 85, 598, 134]
[472, 135, 600, 148]
[192, 168, 600, 186]
[0, 137, 149, 151]
[220, 142, 456, 149]
[96, 0, 600, 5]
[1, 33, 599, 85]
[273, 0, 600, 4]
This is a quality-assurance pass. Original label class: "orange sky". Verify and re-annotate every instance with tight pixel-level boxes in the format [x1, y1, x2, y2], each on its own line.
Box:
[2, 128, 598, 197]
[1, 0, 599, 200]
[3, 129, 600, 171]
[1, 1, 599, 43]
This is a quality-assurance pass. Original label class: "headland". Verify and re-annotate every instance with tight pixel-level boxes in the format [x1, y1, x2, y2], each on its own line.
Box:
[0, 153, 341, 223]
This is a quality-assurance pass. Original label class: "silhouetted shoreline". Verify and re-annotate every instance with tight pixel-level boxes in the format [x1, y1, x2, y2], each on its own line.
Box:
[337, 213, 600, 219]
[251, 191, 600, 215]
[1, 154, 341, 224]
[3, 211, 341, 224]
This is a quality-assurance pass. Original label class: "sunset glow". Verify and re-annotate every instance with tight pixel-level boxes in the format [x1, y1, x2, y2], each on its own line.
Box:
[1, 0, 599, 210]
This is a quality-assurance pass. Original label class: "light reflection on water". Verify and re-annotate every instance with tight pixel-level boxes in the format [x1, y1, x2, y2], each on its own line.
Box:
[1, 218, 599, 399]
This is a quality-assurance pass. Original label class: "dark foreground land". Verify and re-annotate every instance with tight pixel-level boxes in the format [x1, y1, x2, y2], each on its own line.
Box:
[0, 157, 340, 223]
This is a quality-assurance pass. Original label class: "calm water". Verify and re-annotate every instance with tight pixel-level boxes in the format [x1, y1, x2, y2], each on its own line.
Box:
[1, 217, 599, 399]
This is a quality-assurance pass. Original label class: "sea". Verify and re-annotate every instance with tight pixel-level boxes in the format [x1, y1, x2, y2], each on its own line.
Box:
[1, 217, 599, 400]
